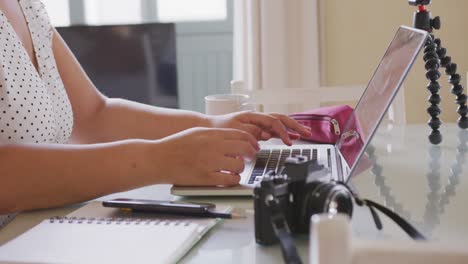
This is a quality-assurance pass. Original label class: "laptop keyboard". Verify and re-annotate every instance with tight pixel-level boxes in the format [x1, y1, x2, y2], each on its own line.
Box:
[247, 148, 318, 185]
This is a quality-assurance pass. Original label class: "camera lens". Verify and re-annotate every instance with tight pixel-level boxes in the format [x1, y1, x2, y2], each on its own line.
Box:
[326, 187, 353, 217]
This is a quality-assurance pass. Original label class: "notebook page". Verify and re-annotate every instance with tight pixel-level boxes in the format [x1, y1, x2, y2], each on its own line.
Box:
[68, 201, 230, 253]
[68, 202, 232, 261]
[0, 219, 199, 264]
[0, 202, 230, 263]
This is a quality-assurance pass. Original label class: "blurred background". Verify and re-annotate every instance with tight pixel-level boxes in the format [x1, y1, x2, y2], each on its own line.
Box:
[41, 0, 468, 124]
[42, 0, 233, 112]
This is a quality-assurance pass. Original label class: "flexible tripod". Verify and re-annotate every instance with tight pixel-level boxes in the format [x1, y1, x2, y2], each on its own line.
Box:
[409, 0, 468, 144]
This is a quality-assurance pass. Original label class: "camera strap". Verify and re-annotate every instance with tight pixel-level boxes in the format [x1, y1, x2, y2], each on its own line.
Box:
[267, 198, 303, 264]
[338, 182, 426, 240]
[360, 198, 426, 240]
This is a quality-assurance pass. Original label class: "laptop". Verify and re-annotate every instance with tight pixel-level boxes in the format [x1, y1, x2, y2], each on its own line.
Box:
[171, 26, 429, 196]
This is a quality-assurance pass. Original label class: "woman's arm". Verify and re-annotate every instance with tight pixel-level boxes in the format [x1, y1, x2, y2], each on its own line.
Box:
[0, 127, 258, 214]
[0, 140, 155, 214]
[52, 29, 209, 143]
[53, 29, 311, 144]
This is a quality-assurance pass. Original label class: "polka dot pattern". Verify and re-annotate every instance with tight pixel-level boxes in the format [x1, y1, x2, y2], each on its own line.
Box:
[0, 0, 73, 144]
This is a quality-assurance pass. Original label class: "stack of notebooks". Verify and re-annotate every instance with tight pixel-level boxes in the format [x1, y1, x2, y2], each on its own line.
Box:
[0, 202, 227, 263]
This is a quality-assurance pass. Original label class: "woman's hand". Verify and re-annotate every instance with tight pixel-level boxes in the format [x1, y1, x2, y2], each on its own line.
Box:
[152, 127, 259, 186]
[206, 111, 311, 146]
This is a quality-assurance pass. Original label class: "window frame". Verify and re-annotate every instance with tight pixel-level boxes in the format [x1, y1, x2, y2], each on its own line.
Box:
[62, 0, 231, 30]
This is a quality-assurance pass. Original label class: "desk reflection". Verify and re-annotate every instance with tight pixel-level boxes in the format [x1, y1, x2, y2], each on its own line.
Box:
[364, 129, 468, 238]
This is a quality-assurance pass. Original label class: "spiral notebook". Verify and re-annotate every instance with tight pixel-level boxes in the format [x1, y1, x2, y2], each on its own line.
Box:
[0, 202, 227, 264]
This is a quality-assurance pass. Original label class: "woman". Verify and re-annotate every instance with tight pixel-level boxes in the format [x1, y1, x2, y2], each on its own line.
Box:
[0, 0, 311, 214]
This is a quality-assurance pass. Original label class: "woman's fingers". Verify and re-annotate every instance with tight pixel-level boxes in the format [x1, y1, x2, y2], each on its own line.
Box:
[239, 112, 293, 145]
[237, 112, 312, 144]
[216, 156, 245, 174]
[223, 141, 257, 160]
[271, 113, 312, 137]
[216, 128, 260, 151]
[261, 131, 272, 141]
[241, 124, 264, 140]
[288, 132, 301, 140]
[207, 172, 241, 186]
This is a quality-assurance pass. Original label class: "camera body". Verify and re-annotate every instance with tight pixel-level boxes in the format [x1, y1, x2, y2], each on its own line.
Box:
[408, 0, 431, 6]
[254, 173, 294, 245]
[254, 156, 354, 245]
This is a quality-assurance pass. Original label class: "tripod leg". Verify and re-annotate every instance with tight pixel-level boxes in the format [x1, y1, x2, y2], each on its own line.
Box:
[424, 36, 443, 145]
[434, 38, 468, 129]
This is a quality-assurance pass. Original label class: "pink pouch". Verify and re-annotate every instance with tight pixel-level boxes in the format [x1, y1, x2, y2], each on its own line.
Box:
[289, 105, 354, 144]
[290, 105, 372, 178]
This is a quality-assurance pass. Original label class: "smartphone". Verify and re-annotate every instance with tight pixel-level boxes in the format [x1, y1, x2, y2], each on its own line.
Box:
[102, 198, 216, 215]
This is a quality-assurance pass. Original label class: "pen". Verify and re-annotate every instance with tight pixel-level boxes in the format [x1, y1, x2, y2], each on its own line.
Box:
[204, 210, 239, 219]
[119, 208, 245, 219]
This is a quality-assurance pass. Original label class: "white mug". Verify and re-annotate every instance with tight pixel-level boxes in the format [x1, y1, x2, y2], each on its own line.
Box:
[205, 94, 256, 115]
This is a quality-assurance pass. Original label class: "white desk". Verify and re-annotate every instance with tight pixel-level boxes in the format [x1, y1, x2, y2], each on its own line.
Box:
[1, 124, 468, 263]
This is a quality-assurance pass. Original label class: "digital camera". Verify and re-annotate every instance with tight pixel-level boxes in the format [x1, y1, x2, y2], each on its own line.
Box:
[253, 156, 354, 245]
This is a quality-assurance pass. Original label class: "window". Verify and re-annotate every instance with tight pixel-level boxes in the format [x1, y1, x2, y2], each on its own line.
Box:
[40, 0, 232, 113]
[156, 0, 227, 22]
[84, 0, 142, 25]
[41, 0, 70, 26]
[41, 0, 229, 26]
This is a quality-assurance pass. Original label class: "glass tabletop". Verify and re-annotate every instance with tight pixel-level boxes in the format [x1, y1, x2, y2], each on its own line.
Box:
[350, 123, 468, 243]
[1, 123, 467, 264]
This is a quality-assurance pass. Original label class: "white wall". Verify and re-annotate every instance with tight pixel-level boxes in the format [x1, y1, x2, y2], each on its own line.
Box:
[321, 0, 468, 123]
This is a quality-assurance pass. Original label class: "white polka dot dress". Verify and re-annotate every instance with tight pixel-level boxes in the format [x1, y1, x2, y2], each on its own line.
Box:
[0, 0, 73, 145]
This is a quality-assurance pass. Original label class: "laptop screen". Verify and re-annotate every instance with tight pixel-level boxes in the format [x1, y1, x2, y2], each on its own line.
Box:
[336, 26, 428, 180]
